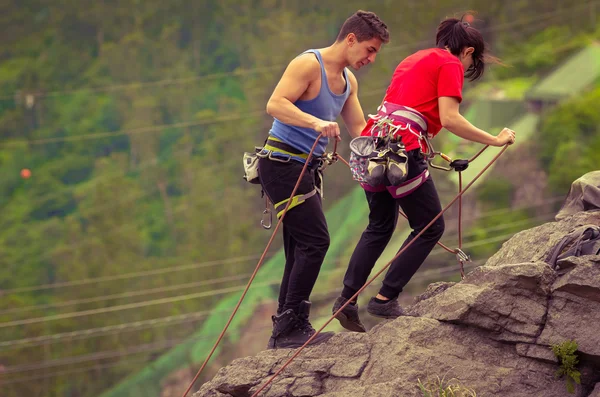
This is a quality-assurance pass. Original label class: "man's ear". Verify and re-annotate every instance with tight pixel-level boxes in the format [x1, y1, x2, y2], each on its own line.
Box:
[346, 33, 357, 47]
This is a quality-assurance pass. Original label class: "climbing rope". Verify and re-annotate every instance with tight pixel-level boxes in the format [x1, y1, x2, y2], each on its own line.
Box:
[180, 134, 326, 397]
[249, 144, 509, 397]
[424, 144, 490, 279]
[183, 132, 508, 397]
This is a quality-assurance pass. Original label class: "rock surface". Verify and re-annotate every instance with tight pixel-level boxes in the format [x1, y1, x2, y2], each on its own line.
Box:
[195, 210, 600, 396]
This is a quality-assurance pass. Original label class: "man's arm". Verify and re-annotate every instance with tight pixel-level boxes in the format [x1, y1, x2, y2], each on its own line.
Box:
[439, 96, 515, 146]
[340, 70, 366, 138]
[266, 55, 340, 139]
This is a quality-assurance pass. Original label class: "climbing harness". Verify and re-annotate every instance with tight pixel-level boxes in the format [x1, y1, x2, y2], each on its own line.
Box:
[184, 132, 510, 397]
[244, 136, 338, 230]
[349, 102, 419, 188]
[351, 103, 490, 279]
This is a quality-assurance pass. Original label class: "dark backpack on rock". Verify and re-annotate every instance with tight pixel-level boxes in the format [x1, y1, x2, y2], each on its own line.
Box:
[545, 224, 600, 270]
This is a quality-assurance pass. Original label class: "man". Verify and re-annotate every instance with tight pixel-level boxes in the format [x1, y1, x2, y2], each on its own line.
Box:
[258, 10, 389, 349]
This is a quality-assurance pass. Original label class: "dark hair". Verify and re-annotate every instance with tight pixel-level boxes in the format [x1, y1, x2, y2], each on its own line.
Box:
[336, 10, 390, 44]
[435, 14, 497, 81]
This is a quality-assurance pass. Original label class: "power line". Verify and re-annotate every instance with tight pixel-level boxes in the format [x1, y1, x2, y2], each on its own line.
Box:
[436, 211, 558, 249]
[0, 260, 484, 380]
[0, 272, 253, 315]
[0, 356, 154, 386]
[2, 3, 594, 150]
[0, 306, 231, 350]
[0, 5, 592, 389]
[0, 210, 546, 347]
[5, 87, 387, 147]
[0, 111, 265, 147]
[2, 195, 560, 302]
[5, 273, 484, 377]
[0, 250, 531, 384]
[6, 65, 285, 100]
[0, 279, 284, 329]
[1, 253, 272, 294]
[0, 1, 580, 338]
[0, 258, 468, 349]
[2, 195, 562, 313]
[8, 88, 384, 232]
[1, 334, 234, 375]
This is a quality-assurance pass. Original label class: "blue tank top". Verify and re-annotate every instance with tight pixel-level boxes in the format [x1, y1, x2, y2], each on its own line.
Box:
[269, 49, 351, 162]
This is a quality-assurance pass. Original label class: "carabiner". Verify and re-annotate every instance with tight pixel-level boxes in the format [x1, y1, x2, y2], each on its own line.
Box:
[455, 248, 470, 263]
[455, 248, 471, 279]
[428, 158, 453, 172]
[261, 208, 272, 230]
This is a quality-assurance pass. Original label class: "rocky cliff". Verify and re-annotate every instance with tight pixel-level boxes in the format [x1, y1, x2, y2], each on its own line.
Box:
[195, 209, 600, 397]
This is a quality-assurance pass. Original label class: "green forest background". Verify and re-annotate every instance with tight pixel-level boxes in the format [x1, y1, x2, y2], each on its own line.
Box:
[1, 0, 600, 396]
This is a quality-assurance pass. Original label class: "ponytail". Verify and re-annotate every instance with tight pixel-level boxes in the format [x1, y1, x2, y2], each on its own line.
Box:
[435, 15, 492, 81]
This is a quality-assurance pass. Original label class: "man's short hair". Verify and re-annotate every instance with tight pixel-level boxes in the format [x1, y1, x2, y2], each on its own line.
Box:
[336, 10, 390, 44]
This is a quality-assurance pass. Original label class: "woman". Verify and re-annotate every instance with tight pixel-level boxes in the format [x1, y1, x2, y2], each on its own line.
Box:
[332, 15, 516, 332]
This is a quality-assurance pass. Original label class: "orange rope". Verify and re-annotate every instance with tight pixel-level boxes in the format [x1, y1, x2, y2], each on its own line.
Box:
[250, 144, 509, 397]
[180, 134, 324, 397]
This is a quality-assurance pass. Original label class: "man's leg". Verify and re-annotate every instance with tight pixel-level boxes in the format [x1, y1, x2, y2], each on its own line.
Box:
[277, 224, 295, 314]
[258, 157, 333, 348]
[281, 193, 330, 313]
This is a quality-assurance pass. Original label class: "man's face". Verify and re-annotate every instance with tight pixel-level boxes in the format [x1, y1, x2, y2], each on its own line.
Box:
[347, 35, 383, 70]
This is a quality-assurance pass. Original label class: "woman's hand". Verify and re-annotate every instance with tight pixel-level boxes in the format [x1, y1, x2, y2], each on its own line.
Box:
[495, 127, 516, 146]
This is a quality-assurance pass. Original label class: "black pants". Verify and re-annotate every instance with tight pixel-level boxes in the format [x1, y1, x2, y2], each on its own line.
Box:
[258, 157, 330, 315]
[341, 150, 445, 300]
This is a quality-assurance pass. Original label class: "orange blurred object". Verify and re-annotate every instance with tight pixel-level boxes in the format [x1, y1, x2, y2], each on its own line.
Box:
[464, 14, 474, 24]
[21, 168, 31, 179]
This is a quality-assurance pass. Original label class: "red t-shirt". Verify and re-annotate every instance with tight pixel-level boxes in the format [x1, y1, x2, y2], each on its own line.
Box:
[361, 48, 464, 151]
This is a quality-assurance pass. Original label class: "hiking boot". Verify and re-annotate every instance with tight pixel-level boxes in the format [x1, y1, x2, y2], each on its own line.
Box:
[266, 307, 283, 349]
[366, 297, 405, 319]
[267, 301, 334, 349]
[386, 142, 408, 186]
[332, 296, 366, 333]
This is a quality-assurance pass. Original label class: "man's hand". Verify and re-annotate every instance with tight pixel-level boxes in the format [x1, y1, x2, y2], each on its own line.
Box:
[314, 120, 341, 141]
[495, 127, 516, 146]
